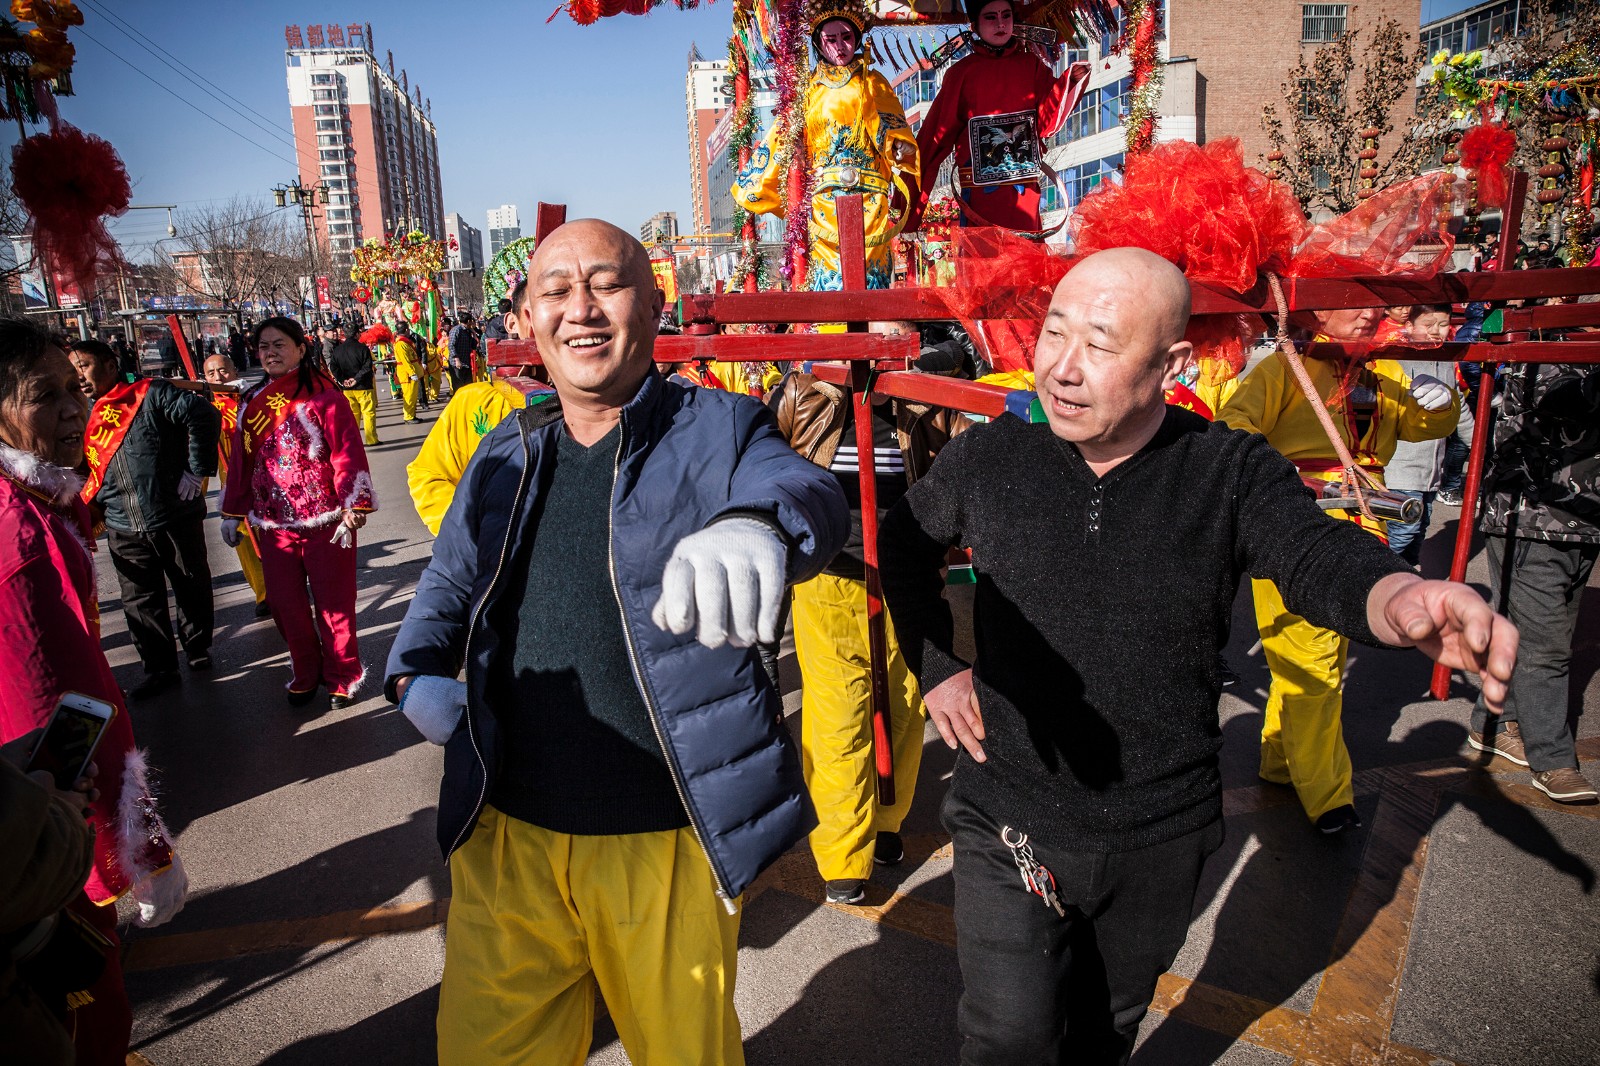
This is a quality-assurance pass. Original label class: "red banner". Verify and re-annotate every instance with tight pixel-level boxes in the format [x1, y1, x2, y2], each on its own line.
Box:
[81, 379, 153, 503]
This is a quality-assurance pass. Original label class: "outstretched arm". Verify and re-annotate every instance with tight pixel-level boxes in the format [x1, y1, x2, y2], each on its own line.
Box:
[1366, 572, 1518, 712]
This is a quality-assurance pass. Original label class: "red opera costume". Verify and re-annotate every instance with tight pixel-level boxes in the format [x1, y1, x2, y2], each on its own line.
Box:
[915, 37, 1088, 232]
[221, 373, 376, 697]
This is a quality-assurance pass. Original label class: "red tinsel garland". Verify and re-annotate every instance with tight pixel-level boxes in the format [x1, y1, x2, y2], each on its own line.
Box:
[10, 123, 130, 294]
[1457, 121, 1517, 210]
[358, 324, 393, 346]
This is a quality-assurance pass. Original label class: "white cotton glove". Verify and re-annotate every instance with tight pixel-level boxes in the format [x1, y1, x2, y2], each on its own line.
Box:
[399, 675, 467, 745]
[220, 517, 243, 548]
[652, 517, 787, 650]
[330, 523, 355, 549]
[1409, 374, 1454, 411]
[131, 850, 189, 929]
[177, 472, 203, 500]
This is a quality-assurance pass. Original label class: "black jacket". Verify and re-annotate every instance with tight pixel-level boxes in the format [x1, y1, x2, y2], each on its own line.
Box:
[94, 379, 220, 534]
[328, 339, 376, 391]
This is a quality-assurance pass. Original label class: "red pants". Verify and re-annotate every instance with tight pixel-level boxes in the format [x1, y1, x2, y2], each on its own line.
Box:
[67, 895, 130, 1066]
[258, 525, 363, 695]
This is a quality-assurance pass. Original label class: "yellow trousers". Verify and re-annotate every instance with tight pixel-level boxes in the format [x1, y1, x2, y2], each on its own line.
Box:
[791, 572, 925, 882]
[438, 806, 744, 1066]
[426, 370, 442, 403]
[399, 379, 419, 422]
[343, 388, 379, 445]
[1251, 577, 1354, 822]
[236, 531, 266, 604]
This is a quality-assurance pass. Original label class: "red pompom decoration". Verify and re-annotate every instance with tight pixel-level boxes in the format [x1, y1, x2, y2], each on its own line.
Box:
[416, 277, 435, 293]
[358, 324, 393, 346]
[10, 124, 131, 295]
[1458, 121, 1517, 209]
[352, 285, 373, 303]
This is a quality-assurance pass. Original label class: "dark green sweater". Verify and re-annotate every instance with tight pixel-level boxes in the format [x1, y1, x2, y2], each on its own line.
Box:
[490, 426, 689, 835]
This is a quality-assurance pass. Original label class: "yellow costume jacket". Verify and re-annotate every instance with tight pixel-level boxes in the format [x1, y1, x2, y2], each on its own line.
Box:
[733, 58, 917, 291]
[1218, 352, 1459, 531]
[407, 379, 544, 535]
[393, 336, 423, 385]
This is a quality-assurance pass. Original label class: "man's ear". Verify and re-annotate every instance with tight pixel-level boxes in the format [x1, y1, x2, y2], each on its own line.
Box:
[650, 286, 667, 321]
[1160, 340, 1194, 390]
[503, 311, 518, 338]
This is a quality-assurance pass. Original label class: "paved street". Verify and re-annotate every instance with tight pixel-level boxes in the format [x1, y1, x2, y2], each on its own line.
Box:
[104, 384, 1599, 1065]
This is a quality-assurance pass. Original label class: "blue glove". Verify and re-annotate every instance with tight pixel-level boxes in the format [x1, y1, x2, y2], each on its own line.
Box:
[398, 675, 467, 745]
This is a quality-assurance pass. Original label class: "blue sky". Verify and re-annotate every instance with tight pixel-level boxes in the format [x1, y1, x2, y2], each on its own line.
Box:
[13, 0, 735, 261]
[10, 0, 1484, 262]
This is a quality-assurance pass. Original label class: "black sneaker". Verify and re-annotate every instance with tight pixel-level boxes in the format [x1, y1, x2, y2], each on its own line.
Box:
[254, 600, 272, 618]
[187, 654, 213, 672]
[330, 693, 353, 710]
[286, 686, 318, 707]
[825, 879, 867, 905]
[1314, 804, 1362, 836]
[874, 831, 904, 867]
[129, 671, 179, 701]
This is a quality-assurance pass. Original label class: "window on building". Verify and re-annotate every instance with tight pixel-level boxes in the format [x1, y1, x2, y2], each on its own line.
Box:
[311, 73, 334, 85]
[320, 163, 345, 176]
[314, 104, 338, 117]
[312, 88, 335, 101]
[315, 119, 340, 132]
[328, 223, 352, 235]
[319, 148, 345, 160]
[327, 208, 350, 220]
[324, 179, 346, 190]
[317, 133, 343, 146]
[1301, 4, 1347, 43]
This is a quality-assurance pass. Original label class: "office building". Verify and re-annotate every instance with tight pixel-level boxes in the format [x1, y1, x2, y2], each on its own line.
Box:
[487, 203, 521, 257]
[686, 50, 730, 233]
[283, 22, 445, 275]
[641, 211, 679, 245]
[444, 213, 484, 272]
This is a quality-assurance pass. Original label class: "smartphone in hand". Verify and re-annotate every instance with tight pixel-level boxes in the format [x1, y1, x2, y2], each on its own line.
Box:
[24, 692, 115, 790]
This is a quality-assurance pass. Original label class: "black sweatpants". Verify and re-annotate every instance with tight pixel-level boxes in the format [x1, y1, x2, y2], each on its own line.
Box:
[943, 788, 1223, 1066]
[107, 517, 214, 675]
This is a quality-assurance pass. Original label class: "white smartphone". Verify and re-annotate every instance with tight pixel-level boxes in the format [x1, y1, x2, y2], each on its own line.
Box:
[24, 692, 116, 790]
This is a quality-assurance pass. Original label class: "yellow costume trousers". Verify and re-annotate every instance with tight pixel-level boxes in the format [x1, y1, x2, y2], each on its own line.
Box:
[791, 572, 925, 882]
[438, 805, 744, 1066]
[236, 532, 266, 605]
[426, 369, 442, 403]
[343, 388, 379, 445]
[399, 380, 419, 422]
[1251, 577, 1354, 822]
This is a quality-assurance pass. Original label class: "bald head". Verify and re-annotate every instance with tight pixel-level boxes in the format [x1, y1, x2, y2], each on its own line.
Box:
[1033, 246, 1195, 472]
[1057, 248, 1191, 348]
[530, 219, 654, 289]
[202, 353, 233, 386]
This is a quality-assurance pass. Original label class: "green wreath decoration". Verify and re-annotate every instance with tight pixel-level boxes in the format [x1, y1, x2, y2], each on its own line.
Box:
[483, 234, 540, 313]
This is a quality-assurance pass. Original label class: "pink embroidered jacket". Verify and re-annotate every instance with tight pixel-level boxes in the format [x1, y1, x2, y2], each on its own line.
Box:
[221, 375, 376, 529]
[0, 446, 176, 903]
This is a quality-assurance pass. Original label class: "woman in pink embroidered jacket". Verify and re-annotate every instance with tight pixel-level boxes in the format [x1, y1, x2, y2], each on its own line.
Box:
[0, 318, 187, 1066]
[220, 317, 376, 708]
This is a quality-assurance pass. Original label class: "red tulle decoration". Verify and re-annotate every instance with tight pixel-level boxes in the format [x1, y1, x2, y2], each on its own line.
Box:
[1457, 122, 1517, 209]
[10, 124, 131, 295]
[1074, 139, 1305, 291]
[1288, 171, 1457, 280]
[358, 324, 393, 346]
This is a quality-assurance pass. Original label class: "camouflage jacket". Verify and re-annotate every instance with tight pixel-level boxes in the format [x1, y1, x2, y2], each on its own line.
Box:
[1478, 363, 1600, 545]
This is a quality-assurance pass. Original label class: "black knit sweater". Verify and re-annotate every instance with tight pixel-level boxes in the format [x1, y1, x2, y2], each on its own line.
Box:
[878, 408, 1409, 852]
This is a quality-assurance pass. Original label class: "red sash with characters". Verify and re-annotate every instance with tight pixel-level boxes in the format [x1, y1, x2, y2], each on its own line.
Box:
[81, 379, 153, 503]
[1164, 382, 1213, 421]
[240, 375, 303, 468]
[209, 390, 241, 478]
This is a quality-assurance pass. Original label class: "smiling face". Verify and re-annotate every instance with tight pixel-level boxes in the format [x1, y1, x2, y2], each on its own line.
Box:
[1033, 249, 1193, 468]
[0, 347, 89, 468]
[975, 0, 1014, 46]
[519, 219, 665, 411]
[257, 326, 305, 379]
[1408, 310, 1452, 344]
[817, 19, 859, 65]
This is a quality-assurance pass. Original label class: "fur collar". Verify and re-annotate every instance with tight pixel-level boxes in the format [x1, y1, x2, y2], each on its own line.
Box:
[0, 443, 86, 507]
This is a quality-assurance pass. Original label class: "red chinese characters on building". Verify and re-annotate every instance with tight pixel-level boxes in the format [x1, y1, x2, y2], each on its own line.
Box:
[307, 24, 325, 47]
[327, 23, 345, 46]
[285, 25, 304, 48]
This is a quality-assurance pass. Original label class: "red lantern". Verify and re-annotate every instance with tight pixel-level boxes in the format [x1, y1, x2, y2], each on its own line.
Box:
[352, 285, 372, 303]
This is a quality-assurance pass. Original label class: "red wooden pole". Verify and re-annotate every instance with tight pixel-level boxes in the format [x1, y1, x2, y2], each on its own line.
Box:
[836, 193, 896, 806]
[165, 314, 198, 379]
[1430, 169, 1528, 700]
[533, 202, 567, 243]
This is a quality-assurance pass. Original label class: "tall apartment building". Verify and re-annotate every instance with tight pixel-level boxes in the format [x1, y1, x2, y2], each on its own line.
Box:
[283, 23, 445, 274]
[640, 211, 679, 244]
[686, 51, 730, 234]
[487, 204, 521, 258]
[444, 213, 484, 272]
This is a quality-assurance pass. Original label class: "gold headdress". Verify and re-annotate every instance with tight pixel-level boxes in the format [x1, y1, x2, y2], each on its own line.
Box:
[805, 0, 871, 38]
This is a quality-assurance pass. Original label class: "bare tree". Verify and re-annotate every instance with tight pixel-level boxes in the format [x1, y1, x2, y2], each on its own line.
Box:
[1261, 19, 1446, 217]
[675, 255, 708, 297]
[165, 197, 304, 317]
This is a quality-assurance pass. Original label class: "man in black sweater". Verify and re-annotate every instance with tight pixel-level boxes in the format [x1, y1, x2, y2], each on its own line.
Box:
[878, 248, 1520, 1065]
[328, 327, 380, 446]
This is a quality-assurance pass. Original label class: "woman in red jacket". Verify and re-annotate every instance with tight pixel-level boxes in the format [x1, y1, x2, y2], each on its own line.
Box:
[0, 318, 187, 1066]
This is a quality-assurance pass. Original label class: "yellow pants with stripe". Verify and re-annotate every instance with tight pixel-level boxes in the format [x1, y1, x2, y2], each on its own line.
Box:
[399, 379, 419, 422]
[343, 388, 379, 445]
[791, 572, 926, 882]
[1251, 577, 1354, 822]
[438, 806, 744, 1066]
